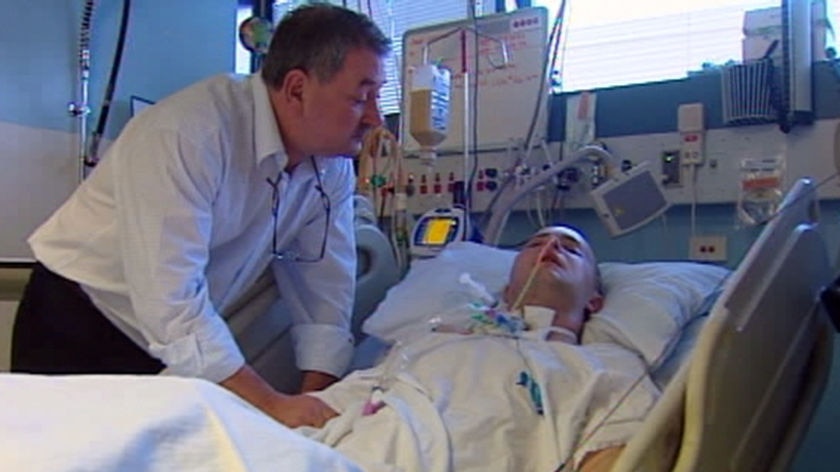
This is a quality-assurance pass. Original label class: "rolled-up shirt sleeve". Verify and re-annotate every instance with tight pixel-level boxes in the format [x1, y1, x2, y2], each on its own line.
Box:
[113, 125, 244, 383]
[272, 158, 357, 377]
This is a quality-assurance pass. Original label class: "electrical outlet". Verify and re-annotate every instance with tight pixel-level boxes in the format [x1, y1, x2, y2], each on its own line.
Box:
[689, 235, 728, 262]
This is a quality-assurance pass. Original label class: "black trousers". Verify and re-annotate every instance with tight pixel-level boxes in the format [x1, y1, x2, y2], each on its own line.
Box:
[11, 263, 163, 375]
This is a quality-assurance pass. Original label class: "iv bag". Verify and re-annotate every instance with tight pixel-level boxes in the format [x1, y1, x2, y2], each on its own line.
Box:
[409, 64, 451, 165]
[736, 155, 785, 227]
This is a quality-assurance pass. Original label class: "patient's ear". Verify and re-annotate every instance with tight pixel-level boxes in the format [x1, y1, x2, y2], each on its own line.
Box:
[586, 293, 604, 314]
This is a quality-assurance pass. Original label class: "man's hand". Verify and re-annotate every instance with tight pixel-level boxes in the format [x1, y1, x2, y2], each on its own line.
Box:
[265, 393, 339, 428]
[300, 370, 339, 393]
[220, 365, 337, 428]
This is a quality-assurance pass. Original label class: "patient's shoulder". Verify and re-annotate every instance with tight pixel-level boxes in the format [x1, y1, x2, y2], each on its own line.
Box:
[574, 342, 650, 372]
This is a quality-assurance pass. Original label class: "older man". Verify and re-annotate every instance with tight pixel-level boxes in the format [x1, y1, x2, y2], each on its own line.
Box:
[12, 4, 389, 428]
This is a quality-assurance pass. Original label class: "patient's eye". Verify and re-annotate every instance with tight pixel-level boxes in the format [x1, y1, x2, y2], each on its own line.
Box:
[563, 244, 582, 256]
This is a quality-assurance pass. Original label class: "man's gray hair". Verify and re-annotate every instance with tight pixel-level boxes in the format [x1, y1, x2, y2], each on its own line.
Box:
[260, 3, 391, 88]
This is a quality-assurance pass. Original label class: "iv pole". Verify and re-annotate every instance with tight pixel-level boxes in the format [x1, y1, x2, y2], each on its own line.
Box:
[419, 24, 509, 225]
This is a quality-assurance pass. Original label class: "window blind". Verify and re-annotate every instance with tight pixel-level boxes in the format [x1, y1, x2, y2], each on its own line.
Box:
[532, 0, 837, 91]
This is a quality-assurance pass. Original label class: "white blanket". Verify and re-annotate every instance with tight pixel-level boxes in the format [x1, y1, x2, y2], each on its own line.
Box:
[303, 333, 660, 471]
[0, 374, 361, 472]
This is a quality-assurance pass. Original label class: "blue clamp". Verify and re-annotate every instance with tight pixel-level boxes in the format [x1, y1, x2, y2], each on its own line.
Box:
[517, 371, 544, 416]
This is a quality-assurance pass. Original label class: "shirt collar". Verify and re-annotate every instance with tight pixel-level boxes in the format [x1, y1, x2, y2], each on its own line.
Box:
[250, 74, 288, 169]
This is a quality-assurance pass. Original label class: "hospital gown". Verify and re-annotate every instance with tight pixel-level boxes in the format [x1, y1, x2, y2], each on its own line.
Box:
[303, 332, 660, 472]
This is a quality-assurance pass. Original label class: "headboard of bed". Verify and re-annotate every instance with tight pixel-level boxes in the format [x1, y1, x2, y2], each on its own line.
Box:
[615, 178, 835, 472]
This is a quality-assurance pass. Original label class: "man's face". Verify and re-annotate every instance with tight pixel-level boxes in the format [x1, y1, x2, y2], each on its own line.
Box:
[504, 226, 600, 312]
[301, 47, 386, 157]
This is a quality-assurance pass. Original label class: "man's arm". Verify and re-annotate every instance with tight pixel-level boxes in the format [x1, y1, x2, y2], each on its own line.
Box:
[114, 124, 337, 423]
[221, 365, 337, 427]
[273, 159, 358, 386]
[578, 446, 624, 472]
[300, 370, 339, 392]
[113, 123, 253, 383]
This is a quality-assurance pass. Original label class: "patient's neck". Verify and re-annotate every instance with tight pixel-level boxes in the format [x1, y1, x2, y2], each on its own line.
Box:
[546, 326, 579, 344]
[510, 302, 584, 340]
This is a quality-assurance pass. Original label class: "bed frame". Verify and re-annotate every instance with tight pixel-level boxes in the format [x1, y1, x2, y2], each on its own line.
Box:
[224, 178, 835, 469]
[613, 178, 835, 472]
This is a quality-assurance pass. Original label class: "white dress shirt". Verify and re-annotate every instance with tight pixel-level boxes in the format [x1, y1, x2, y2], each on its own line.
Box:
[29, 74, 357, 383]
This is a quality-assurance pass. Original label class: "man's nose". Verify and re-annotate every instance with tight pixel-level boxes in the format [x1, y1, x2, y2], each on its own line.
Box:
[362, 95, 383, 128]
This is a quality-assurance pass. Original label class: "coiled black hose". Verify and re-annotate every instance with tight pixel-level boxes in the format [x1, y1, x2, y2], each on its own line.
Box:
[87, 0, 131, 167]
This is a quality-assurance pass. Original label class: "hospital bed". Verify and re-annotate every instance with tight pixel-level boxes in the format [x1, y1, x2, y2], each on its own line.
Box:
[352, 177, 835, 471]
[614, 177, 836, 472]
[0, 180, 835, 471]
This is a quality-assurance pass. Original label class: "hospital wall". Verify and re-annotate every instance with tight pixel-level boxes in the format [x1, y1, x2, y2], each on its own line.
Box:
[0, 1, 839, 470]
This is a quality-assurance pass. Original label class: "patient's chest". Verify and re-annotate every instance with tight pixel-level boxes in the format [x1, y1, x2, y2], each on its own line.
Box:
[395, 335, 605, 469]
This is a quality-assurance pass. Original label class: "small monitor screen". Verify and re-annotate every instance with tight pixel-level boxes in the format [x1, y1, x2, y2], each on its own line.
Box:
[602, 170, 667, 231]
[423, 217, 455, 245]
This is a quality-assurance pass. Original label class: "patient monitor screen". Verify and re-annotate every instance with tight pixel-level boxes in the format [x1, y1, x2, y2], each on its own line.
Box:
[422, 217, 456, 245]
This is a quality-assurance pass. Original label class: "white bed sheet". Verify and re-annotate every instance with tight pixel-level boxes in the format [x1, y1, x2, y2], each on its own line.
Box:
[0, 336, 659, 472]
[304, 332, 661, 471]
[0, 373, 361, 472]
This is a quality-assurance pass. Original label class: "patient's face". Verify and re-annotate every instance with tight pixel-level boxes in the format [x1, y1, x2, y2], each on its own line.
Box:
[504, 226, 600, 315]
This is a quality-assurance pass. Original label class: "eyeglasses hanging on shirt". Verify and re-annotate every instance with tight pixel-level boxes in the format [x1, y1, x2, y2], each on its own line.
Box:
[266, 156, 331, 263]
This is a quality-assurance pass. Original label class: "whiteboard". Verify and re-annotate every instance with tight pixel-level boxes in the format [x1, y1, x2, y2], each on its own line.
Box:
[400, 7, 549, 155]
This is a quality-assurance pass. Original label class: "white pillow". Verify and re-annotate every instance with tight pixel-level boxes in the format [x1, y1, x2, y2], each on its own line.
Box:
[362, 241, 729, 368]
[583, 261, 728, 368]
[362, 242, 517, 342]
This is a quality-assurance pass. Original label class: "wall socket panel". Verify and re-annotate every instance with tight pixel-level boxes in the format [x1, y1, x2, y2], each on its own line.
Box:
[689, 235, 728, 262]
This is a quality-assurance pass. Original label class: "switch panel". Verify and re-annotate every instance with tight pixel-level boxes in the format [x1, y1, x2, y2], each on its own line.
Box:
[678, 103, 706, 165]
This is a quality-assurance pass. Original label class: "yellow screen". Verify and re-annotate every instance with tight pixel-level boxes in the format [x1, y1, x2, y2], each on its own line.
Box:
[423, 218, 454, 245]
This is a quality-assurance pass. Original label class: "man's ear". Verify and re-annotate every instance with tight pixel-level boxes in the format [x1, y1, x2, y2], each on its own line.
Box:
[280, 69, 308, 111]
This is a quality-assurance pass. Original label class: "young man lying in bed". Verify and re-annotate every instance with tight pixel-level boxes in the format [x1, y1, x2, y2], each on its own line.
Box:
[299, 225, 660, 472]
